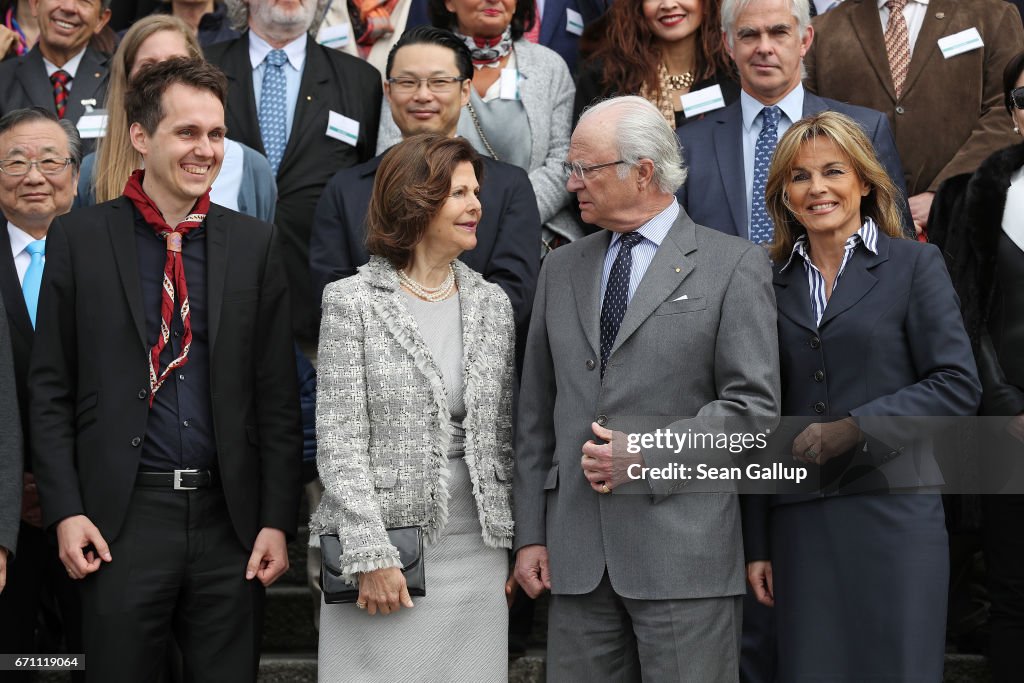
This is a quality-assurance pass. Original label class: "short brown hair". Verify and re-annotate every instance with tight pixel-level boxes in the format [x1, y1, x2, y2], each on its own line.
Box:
[125, 58, 227, 135]
[366, 134, 483, 270]
[766, 111, 906, 263]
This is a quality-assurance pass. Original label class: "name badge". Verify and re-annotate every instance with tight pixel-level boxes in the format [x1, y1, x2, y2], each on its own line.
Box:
[77, 110, 109, 139]
[938, 27, 984, 59]
[499, 68, 520, 100]
[566, 9, 584, 36]
[326, 110, 360, 147]
[680, 84, 726, 118]
[317, 22, 351, 49]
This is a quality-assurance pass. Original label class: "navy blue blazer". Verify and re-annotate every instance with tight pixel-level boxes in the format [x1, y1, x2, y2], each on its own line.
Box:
[676, 91, 911, 239]
[405, 0, 588, 73]
[308, 153, 541, 330]
[743, 233, 980, 560]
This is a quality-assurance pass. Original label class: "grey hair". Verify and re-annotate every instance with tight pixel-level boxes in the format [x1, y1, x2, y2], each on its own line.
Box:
[578, 96, 687, 194]
[225, 0, 330, 34]
[721, 0, 811, 48]
[0, 107, 83, 171]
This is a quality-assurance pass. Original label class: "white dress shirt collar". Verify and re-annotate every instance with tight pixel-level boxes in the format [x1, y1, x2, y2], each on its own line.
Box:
[249, 31, 307, 71]
[7, 221, 45, 286]
[42, 48, 86, 81]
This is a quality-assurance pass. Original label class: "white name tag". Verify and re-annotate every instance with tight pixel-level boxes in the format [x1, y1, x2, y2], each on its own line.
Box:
[326, 110, 360, 147]
[566, 8, 584, 36]
[499, 68, 520, 100]
[680, 84, 726, 118]
[317, 22, 351, 48]
[76, 111, 108, 138]
[938, 27, 984, 59]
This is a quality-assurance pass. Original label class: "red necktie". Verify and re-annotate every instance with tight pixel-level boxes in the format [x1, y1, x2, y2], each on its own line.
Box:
[50, 70, 70, 119]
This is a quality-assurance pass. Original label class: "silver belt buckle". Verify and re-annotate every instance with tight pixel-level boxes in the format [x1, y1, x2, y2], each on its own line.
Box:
[173, 468, 200, 490]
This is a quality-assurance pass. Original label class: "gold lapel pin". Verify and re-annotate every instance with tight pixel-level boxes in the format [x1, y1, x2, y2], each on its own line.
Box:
[675, 267, 681, 273]
[306, 95, 312, 101]
[935, 12, 945, 18]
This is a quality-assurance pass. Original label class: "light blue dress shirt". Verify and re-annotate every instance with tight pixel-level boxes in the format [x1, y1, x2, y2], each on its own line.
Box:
[600, 201, 679, 303]
[249, 32, 307, 148]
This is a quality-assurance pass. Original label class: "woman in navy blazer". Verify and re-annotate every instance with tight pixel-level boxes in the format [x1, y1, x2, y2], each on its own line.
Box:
[744, 112, 981, 682]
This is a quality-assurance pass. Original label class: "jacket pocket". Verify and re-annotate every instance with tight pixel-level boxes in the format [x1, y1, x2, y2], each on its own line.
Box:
[654, 297, 707, 315]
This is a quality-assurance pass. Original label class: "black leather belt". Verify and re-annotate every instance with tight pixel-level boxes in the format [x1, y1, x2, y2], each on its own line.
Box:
[135, 469, 217, 490]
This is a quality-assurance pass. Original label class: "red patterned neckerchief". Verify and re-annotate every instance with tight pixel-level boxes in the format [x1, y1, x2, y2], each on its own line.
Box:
[123, 169, 210, 407]
[454, 27, 513, 69]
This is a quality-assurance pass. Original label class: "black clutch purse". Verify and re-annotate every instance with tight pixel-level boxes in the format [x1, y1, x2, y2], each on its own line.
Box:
[319, 526, 426, 604]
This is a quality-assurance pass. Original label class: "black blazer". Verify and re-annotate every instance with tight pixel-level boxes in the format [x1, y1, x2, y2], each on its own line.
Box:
[0, 45, 110, 155]
[28, 198, 302, 548]
[205, 33, 383, 343]
[743, 233, 981, 560]
[308, 154, 541, 329]
[0, 218, 34, 462]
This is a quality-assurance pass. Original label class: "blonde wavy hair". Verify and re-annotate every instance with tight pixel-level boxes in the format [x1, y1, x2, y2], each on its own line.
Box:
[765, 111, 906, 263]
[92, 15, 203, 202]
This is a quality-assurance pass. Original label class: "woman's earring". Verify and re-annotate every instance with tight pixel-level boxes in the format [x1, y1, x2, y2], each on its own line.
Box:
[1016, 125, 1021, 135]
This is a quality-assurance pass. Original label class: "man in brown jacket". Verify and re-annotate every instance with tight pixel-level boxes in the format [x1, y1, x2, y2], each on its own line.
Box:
[804, 0, 1024, 233]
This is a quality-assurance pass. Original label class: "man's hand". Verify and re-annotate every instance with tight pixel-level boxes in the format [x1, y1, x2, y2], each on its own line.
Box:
[747, 561, 774, 607]
[245, 527, 289, 586]
[505, 571, 520, 608]
[21, 473, 42, 528]
[513, 544, 551, 599]
[0, 546, 8, 593]
[909, 192, 935, 233]
[581, 422, 641, 493]
[792, 418, 860, 465]
[56, 515, 112, 579]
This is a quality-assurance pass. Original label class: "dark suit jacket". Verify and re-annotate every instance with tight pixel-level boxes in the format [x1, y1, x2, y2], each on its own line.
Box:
[0, 217, 36, 467]
[804, 0, 1024, 195]
[29, 198, 302, 548]
[743, 233, 981, 560]
[0, 45, 110, 155]
[405, 0, 588, 72]
[0, 287, 22, 557]
[308, 154, 540, 329]
[205, 33, 382, 343]
[676, 90, 910, 238]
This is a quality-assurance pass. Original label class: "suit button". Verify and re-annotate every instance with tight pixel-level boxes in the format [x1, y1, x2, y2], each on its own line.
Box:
[138, 389, 147, 400]
[809, 336, 821, 349]
[597, 415, 608, 426]
[895, 105, 905, 115]
[813, 402, 825, 414]
[586, 359, 596, 370]
[131, 436, 141, 447]
[814, 370, 825, 382]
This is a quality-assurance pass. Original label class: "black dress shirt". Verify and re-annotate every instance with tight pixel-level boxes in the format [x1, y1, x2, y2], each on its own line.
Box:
[134, 209, 216, 471]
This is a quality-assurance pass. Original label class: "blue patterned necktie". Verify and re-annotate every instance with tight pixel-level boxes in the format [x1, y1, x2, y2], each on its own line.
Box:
[600, 231, 643, 377]
[750, 105, 782, 244]
[259, 49, 289, 175]
[22, 239, 45, 328]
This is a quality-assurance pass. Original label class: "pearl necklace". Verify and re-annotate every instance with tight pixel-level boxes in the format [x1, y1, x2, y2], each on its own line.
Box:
[399, 264, 456, 302]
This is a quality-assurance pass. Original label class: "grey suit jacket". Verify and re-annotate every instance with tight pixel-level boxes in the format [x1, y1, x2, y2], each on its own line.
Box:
[377, 40, 580, 240]
[676, 90, 910, 238]
[513, 206, 781, 599]
[0, 290, 23, 557]
[0, 45, 110, 154]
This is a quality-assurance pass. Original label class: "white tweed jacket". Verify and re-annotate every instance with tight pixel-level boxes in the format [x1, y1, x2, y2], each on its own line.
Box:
[310, 257, 515, 581]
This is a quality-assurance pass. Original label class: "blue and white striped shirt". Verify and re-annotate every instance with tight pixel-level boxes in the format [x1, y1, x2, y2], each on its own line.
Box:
[780, 217, 880, 327]
[600, 201, 679, 304]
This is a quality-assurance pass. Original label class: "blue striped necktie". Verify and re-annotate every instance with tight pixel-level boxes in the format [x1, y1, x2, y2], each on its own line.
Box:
[22, 239, 45, 328]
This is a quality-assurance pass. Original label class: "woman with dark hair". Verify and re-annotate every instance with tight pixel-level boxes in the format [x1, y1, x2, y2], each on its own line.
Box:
[312, 134, 516, 682]
[744, 111, 980, 681]
[573, 0, 738, 128]
[378, 0, 580, 245]
[929, 50, 1024, 683]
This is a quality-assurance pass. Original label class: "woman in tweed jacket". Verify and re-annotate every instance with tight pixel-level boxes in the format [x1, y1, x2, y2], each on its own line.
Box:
[312, 135, 515, 681]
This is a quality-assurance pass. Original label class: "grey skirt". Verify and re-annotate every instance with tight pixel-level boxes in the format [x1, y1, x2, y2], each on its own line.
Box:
[317, 458, 509, 682]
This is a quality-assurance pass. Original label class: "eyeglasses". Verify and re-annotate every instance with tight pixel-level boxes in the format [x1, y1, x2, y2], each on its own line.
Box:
[0, 157, 73, 176]
[561, 159, 627, 180]
[1010, 86, 1024, 110]
[387, 76, 467, 93]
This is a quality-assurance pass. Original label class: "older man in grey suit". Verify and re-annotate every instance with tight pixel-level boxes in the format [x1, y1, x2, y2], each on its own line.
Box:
[0, 290, 23, 594]
[513, 96, 781, 681]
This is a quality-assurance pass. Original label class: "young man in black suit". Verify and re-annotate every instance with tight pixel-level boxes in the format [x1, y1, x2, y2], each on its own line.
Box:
[205, 0, 382, 347]
[29, 58, 301, 682]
